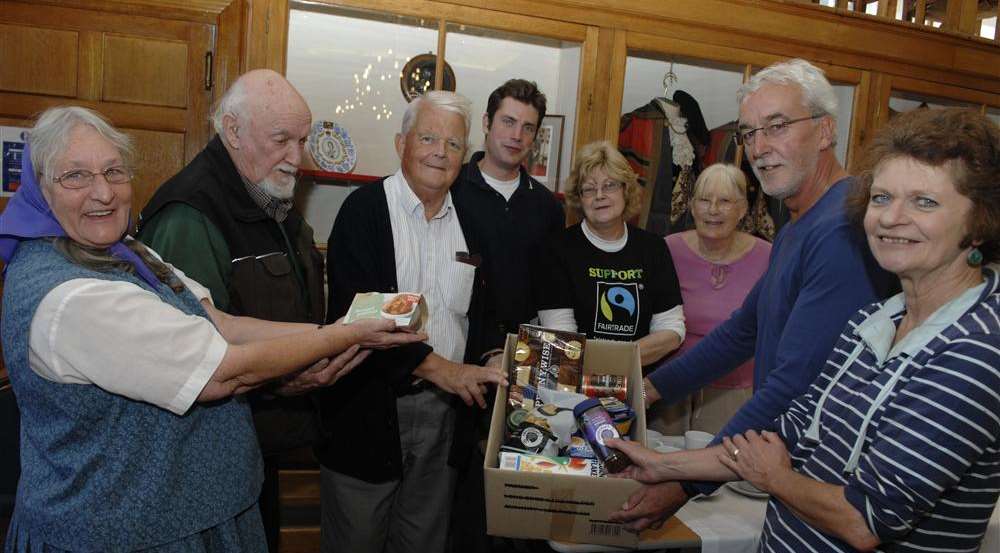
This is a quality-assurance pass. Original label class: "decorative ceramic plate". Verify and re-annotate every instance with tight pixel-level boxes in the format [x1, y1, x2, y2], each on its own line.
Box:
[308, 120, 356, 173]
[729, 480, 769, 500]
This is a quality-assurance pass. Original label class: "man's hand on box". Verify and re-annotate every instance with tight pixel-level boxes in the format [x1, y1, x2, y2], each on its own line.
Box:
[485, 352, 504, 369]
[444, 363, 507, 408]
[416, 354, 507, 408]
[344, 318, 428, 349]
[608, 481, 689, 533]
[274, 345, 371, 395]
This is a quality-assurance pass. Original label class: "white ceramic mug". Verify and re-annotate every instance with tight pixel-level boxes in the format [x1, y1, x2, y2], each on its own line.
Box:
[684, 430, 714, 450]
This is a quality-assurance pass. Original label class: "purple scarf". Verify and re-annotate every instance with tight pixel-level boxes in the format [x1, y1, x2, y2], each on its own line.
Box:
[0, 142, 160, 288]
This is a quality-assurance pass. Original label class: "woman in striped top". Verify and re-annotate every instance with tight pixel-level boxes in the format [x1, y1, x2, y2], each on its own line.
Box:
[610, 107, 1000, 552]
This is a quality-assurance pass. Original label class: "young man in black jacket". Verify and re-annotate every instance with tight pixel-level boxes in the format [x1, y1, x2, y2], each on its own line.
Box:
[448, 79, 566, 553]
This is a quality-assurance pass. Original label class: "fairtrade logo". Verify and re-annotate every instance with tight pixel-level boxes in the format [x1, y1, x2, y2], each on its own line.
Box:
[599, 286, 636, 321]
[593, 282, 639, 336]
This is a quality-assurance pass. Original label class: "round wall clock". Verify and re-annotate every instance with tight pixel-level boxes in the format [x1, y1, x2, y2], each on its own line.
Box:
[400, 53, 456, 102]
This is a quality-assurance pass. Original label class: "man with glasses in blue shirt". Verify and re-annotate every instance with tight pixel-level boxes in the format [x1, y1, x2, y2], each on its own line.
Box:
[614, 58, 895, 531]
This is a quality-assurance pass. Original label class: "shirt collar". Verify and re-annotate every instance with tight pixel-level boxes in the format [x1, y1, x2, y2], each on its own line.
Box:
[468, 150, 533, 193]
[241, 174, 293, 223]
[855, 270, 991, 364]
[393, 169, 453, 221]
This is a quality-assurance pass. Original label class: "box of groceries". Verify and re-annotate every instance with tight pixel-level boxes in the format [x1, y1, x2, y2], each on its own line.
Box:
[343, 292, 427, 331]
[483, 325, 646, 547]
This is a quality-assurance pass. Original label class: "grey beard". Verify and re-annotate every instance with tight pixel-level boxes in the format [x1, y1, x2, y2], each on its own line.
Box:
[260, 175, 296, 200]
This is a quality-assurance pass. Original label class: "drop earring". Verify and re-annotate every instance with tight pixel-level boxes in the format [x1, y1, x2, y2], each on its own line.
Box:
[967, 247, 983, 267]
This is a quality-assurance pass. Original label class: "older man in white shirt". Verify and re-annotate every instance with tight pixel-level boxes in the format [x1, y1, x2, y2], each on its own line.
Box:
[317, 91, 505, 553]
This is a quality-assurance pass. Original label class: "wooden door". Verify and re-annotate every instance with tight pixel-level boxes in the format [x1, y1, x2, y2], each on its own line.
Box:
[0, 1, 217, 214]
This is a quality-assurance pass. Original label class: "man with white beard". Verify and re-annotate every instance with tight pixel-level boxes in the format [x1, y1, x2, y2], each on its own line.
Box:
[138, 69, 325, 552]
[615, 59, 895, 531]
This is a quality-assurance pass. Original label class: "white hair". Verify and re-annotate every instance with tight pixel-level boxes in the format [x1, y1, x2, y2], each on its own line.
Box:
[29, 106, 134, 185]
[211, 77, 250, 135]
[738, 59, 838, 122]
[693, 163, 748, 198]
[400, 91, 472, 138]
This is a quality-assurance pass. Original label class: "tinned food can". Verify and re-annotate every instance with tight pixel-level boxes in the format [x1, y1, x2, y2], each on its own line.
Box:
[580, 374, 627, 401]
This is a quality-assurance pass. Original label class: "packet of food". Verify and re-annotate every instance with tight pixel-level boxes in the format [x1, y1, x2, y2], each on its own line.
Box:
[498, 451, 605, 477]
[599, 397, 636, 436]
[344, 292, 427, 331]
[507, 325, 585, 411]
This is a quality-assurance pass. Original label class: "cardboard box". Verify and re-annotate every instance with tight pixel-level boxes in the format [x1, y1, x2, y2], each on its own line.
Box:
[343, 292, 427, 330]
[484, 334, 646, 547]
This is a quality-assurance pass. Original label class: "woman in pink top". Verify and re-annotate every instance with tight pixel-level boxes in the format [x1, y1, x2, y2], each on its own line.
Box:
[650, 163, 771, 434]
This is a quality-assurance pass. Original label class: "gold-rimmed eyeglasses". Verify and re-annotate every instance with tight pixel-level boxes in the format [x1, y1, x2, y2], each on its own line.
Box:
[52, 166, 133, 189]
[578, 180, 624, 198]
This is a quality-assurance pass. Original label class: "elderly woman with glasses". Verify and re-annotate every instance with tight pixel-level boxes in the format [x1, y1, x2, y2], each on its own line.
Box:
[537, 140, 685, 368]
[646, 163, 771, 434]
[611, 108, 1000, 552]
[0, 106, 425, 552]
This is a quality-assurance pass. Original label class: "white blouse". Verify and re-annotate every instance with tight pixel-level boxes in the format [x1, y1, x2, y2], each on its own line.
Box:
[28, 261, 227, 416]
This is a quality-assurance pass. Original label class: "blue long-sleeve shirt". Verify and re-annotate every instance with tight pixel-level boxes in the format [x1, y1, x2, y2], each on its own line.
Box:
[647, 178, 895, 495]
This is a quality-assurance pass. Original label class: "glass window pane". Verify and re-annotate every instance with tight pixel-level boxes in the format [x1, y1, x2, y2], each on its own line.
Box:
[623, 56, 744, 131]
[286, 3, 439, 241]
[831, 82, 855, 165]
[445, 24, 581, 192]
[622, 54, 756, 236]
[981, 16, 997, 40]
[987, 106, 1000, 127]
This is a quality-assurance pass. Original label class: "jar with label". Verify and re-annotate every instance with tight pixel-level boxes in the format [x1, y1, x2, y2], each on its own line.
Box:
[572, 398, 631, 473]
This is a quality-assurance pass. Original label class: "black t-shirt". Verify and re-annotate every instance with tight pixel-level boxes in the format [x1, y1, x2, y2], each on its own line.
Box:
[538, 224, 682, 341]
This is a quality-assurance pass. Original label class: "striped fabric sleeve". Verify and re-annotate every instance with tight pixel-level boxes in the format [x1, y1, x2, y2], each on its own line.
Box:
[842, 332, 1000, 542]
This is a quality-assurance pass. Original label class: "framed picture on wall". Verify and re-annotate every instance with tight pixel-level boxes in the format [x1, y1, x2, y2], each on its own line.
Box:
[524, 114, 564, 191]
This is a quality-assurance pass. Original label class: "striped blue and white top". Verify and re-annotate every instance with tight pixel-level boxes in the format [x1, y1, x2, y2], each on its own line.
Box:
[762, 266, 1000, 552]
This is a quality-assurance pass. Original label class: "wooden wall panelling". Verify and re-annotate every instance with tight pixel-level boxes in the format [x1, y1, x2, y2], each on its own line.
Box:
[870, 71, 894, 131]
[603, 29, 628, 143]
[16, 0, 232, 25]
[77, 31, 104, 101]
[214, 0, 247, 103]
[437, 0, 998, 88]
[943, 0, 980, 33]
[311, 0, 587, 42]
[0, 0, 238, 215]
[185, 23, 215, 162]
[846, 70, 874, 171]
[245, 0, 290, 72]
[244, 0, 270, 70]
[914, 0, 928, 24]
[878, 0, 898, 18]
[887, 74, 1000, 107]
[0, 24, 79, 97]
[435, 19, 447, 90]
[0, 93, 189, 134]
[2, 2, 198, 42]
[126, 128, 187, 216]
[102, 34, 190, 108]
[622, 15, 996, 94]
[627, 32, 863, 86]
[573, 25, 601, 155]
[265, 0, 290, 73]
[582, 27, 617, 147]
